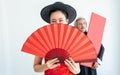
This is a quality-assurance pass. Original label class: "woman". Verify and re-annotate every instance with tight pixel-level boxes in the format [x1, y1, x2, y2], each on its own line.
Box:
[33, 2, 80, 75]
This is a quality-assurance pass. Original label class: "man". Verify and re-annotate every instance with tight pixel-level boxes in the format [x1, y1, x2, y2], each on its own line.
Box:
[74, 17, 104, 75]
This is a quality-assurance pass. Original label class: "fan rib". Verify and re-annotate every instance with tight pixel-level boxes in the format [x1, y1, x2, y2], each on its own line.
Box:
[67, 32, 84, 52]
[64, 28, 78, 51]
[62, 25, 71, 49]
[69, 36, 89, 55]
[45, 25, 55, 49]
[72, 44, 96, 62]
[58, 24, 64, 48]
[28, 36, 47, 53]
[37, 28, 51, 51]
[71, 40, 91, 55]
[23, 42, 45, 57]
[53, 25, 58, 48]
[33, 31, 49, 52]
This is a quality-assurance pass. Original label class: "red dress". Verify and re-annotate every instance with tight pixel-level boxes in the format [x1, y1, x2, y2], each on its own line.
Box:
[45, 64, 73, 75]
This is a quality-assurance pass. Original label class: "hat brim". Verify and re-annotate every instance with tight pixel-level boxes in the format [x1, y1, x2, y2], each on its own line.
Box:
[41, 2, 76, 24]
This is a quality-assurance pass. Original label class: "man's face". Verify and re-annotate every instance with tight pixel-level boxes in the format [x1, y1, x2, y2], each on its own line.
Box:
[50, 10, 69, 24]
[77, 19, 87, 32]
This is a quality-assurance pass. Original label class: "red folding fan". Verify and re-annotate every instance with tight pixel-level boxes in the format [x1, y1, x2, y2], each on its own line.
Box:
[21, 24, 97, 67]
[81, 12, 106, 67]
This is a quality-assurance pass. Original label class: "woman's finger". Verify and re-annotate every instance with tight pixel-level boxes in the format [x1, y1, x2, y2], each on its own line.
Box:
[46, 58, 60, 69]
[48, 58, 60, 64]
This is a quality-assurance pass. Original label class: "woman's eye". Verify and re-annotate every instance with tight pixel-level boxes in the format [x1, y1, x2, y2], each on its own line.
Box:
[51, 21, 56, 23]
[60, 19, 63, 21]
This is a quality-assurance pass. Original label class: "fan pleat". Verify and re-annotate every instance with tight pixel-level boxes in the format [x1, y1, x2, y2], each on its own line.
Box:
[71, 40, 96, 59]
[33, 30, 49, 52]
[38, 28, 52, 51]
[23, 42, 45, 57]
[58, 24, 64, 48]
[69, 36, 89, 54]
[45, 26, 55, 49]
[64, 27, 78, 51]
[61, 25, 71, 49]
[28, 36, 46, 53]
[53, 25, 58, 48]
[67, 32, 84, 52]
[74, 52, 96, 62]
[72, 45, 96, 62]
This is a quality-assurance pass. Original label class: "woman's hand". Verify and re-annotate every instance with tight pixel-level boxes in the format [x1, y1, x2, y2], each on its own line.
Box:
[64, 57, 80, 74]
[34, 57, 60, 72]
[46, 58, 60, 69]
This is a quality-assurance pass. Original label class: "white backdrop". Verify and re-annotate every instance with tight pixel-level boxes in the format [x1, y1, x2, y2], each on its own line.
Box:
[0, 0, 120, 75]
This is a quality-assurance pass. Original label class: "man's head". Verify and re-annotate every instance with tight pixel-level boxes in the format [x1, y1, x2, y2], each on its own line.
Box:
[74, 17, 87, 32]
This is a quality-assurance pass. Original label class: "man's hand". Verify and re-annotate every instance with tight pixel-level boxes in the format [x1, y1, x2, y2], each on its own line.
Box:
[92, 62, 99, 69]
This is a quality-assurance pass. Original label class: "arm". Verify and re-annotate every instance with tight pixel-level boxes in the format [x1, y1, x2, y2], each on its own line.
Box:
[33, 56, 60, 72]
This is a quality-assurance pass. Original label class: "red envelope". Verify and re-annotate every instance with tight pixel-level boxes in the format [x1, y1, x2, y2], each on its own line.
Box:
[81, 12, 106, 67]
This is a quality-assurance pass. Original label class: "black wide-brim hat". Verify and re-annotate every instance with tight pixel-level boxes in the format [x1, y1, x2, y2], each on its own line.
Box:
[40, 2, 77, 24]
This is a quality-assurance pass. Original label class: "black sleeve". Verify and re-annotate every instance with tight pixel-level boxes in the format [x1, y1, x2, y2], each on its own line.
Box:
[97, 44, 105, 61]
